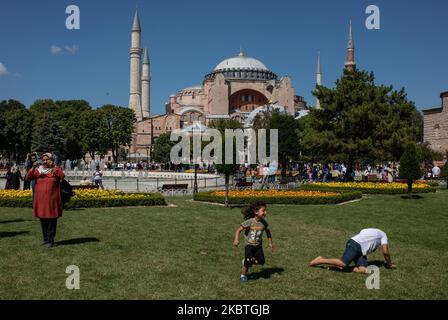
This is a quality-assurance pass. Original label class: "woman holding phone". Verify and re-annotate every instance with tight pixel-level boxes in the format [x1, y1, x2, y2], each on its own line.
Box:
[25, 152, 65, 248]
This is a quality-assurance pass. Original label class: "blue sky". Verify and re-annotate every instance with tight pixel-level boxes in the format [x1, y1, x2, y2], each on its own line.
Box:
[0, 0, 447, 113]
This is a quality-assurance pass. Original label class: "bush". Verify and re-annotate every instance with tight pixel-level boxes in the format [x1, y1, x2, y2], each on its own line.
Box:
[64, 193, 166, 209]
[301, 182, 436, 194]
[0, 190, 166, 208]
[193, 190, 362, 205]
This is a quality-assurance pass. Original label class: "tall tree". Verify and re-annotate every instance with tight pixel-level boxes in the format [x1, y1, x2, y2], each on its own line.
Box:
[152, 133, 176, 164]
[208, 119, 243, 207]
[0, 100, 32, 162]
[31, 113, 66, 155]
[301, 69, 421, 178]
[55, 100, 92, 160]
[97, 105, 136, 163]
[79, 109, 103, 160]
[399, 143, 423, 196]
[267, 112, 301, 171]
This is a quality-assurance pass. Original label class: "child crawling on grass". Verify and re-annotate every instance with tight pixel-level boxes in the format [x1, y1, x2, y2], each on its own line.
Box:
[233, 201, 273, 283]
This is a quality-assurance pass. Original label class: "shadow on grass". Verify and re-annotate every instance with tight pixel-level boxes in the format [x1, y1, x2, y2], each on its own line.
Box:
[55, 237, 100, 246]
[400, 195, 424, 200]
[368, 260, 386, 268]
[0, 219, 29, 224]
[314, 265, 354, 273]
[248, 267, 285, 280]
[0, 231, 30, 238]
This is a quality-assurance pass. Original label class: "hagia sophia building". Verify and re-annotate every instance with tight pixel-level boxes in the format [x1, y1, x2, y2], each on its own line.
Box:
[126, 10, 357, 160]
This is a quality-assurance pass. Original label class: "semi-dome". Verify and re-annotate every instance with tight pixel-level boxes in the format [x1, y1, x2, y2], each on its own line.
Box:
[205, 49, 277, 81]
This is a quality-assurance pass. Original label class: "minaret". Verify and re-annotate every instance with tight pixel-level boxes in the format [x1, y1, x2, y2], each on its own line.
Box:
[141, 48, 150, 119]
[344, 20, 356, 72]
[128, 10, 143, 121]
[316, 52, 322, 108]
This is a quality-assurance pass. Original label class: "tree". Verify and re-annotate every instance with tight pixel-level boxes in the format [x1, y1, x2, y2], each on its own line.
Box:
[267, 112, 301, 172]
[440, 162, 448, 190]
[28, 99, 93, 161]
[0, 100, 32, 162]
[208, 119, 243, 207]
[31, 113, 66, 155]
[399, 143, 423, 196]
[97, 105, 136, 163]
[252, 108, 301, 172]
[416, 142, 444, 167]
[55, 100, 92, 160]
[152, 133, 175, 164]
[301, 69, 422, 179]
[79, 109, 104, 160]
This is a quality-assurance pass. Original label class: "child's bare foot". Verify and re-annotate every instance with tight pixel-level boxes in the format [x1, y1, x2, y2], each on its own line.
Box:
[309, 256, 323, 267]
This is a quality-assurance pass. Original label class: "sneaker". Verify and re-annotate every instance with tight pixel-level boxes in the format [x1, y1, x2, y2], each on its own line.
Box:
[240, 275, 248, 283]
[44, 242, 54, 249]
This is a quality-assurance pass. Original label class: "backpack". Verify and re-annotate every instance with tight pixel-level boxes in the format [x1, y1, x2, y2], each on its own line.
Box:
[60, 179, 74, 204]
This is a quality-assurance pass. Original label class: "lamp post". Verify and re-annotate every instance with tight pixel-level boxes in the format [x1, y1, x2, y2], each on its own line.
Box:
[191, 125, 198, 194]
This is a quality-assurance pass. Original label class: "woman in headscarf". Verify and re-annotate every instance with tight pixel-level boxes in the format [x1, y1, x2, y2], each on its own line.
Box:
[25, 152, 65, 248]
[4, 165, 13, 190]
[10, 165, 23, 190]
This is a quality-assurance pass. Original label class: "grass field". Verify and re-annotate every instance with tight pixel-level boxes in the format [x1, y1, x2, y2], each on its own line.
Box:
[1, 189, 447, 299]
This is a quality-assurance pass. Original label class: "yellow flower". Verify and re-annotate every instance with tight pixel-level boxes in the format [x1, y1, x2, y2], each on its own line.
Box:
[313, 182, 431, 190]
[212, 190, 338, 198]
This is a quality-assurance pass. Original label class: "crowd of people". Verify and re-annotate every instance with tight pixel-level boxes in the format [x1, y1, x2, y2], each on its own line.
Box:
[1, 156, 446, 191]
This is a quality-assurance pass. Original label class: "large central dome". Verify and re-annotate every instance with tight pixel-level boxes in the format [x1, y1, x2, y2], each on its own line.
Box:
[214, 51, 269, 71]
[205, 49, 277, 81]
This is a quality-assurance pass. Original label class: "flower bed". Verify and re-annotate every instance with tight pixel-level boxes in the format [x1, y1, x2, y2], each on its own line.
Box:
[193, 189, 362, 205]
[302, 182, 436, 194]
[0, 189, 166, 208]
[183, 169, 210, 174]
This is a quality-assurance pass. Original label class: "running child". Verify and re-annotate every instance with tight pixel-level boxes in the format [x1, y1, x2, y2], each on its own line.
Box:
[233, 201, 273, 283]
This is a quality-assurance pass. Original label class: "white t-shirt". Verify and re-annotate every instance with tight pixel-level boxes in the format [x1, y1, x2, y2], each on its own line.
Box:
[432, 166, 440, 177]
[93, 170, 102, 181]
[351, 228, 388, 256]
[262, 167, 270, 176]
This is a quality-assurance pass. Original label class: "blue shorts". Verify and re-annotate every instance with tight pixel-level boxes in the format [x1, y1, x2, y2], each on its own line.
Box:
[341, 239, 368, 267]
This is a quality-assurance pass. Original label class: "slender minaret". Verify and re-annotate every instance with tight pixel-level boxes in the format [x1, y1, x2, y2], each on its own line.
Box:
[141, 48, 150, 119]
[344, 20, 356, 72]
[129, 10, 143, 121]
[316, 52, 323, 108]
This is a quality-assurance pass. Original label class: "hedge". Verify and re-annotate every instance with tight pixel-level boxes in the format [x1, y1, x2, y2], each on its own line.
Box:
[301, 184, 436, 195]
[193, 190, 362, 205]
[0, 193, 166, 209]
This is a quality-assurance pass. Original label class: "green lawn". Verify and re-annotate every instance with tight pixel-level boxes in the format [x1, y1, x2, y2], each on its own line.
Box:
[1, 189, 447, 299]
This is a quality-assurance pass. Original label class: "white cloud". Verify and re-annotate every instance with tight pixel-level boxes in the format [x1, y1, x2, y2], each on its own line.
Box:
[64, 45, 79, 54]
[51, 45, 62, 54]
[0, 62, 8, 76]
